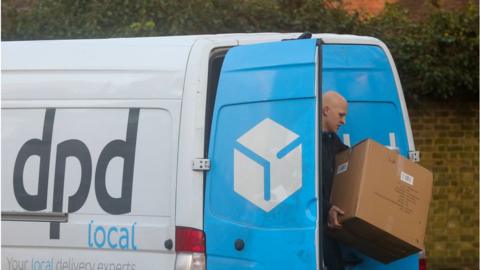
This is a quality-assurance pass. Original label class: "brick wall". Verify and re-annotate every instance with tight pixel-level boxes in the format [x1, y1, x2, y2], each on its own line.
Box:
[408, 100, 479, 270]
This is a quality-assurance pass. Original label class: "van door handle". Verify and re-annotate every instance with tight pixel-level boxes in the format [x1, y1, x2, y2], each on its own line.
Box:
[1, 211, 68, 223]
[234, 239, 245, 251]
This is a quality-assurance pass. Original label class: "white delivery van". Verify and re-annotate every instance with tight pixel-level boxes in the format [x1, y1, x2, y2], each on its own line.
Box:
[2, 33, 421, 270]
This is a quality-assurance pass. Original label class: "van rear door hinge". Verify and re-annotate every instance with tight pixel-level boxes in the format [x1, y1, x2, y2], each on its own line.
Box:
[409, 151, 420, 162]
[192, 159, 211, 171]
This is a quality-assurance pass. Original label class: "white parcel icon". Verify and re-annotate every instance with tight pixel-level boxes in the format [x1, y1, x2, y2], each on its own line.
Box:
[234, 118, 302, 212]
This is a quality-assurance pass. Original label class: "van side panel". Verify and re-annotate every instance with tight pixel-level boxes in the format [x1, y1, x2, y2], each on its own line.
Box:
[2, 103, 180, 269]
[2, 37, 187, 269]
[175, 38, 237, 230]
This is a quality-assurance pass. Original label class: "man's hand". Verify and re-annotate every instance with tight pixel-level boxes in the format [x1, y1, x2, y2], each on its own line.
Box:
[328, 205, 345, 229]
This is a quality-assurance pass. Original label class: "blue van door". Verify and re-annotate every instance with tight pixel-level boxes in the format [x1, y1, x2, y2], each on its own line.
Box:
[322, 44, 419, 270]
[204, 39, 319, 270]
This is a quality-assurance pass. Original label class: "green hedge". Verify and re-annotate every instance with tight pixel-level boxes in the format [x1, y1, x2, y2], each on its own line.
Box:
[356, 3, 479, 100]
[2, 0, 478, 100]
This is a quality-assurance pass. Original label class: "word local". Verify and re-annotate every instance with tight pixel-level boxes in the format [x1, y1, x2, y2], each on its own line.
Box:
[88, 221, 138, 250]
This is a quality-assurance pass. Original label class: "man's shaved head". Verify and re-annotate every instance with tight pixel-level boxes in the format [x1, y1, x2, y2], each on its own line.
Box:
[322, 91, 348, 132]
[323, 91, 347, 108]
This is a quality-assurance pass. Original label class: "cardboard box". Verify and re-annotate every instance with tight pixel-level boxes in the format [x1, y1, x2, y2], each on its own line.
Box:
[329, 139, 433, 263]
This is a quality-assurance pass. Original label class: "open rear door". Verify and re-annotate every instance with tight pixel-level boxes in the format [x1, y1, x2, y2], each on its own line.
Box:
[204, 39, 319, 270]
[323, 44, 420, 270]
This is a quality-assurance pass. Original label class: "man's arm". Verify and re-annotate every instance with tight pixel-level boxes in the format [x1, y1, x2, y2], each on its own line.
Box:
[329, 134, 347, 229]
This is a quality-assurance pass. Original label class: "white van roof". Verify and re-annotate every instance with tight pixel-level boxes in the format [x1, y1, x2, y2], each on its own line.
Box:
[1, 33, 382, 71]
[1, 33, 385, 101]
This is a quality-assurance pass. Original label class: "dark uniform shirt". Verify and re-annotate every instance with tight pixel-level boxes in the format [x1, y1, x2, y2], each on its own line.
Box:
[322, 131, 348, 270]
[322, 132, 349, 222]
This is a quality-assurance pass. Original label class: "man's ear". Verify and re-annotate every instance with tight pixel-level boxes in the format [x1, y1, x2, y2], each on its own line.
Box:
[322, 106, 329, 116]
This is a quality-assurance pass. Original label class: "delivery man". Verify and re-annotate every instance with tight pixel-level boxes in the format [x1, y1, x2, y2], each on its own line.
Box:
[321, 91, 348, 270]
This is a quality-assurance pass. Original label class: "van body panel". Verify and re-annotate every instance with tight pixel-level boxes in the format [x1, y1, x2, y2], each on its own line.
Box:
[1, 33, 419, 270]
[1, 39, 191, 101]
[176, 37, 237, 229]
[1, 69, 185, 100]
[2, 97, 180, 267]
[205, 39, 318, 270]
[351, 253, 419, 270]
[1, 37, 194, 71]
[323, 44, 408, 156]
[4, 246, 174, 270]
[314, 36, 415, 152]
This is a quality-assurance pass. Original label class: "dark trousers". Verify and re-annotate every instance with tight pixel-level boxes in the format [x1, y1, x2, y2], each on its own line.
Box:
[323, 234, 345, 270]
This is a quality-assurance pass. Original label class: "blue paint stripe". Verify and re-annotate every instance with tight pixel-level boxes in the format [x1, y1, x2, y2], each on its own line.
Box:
[277, 136, 302, 159]
[264, 162, 271, 201]
[234, 142, 271, 201]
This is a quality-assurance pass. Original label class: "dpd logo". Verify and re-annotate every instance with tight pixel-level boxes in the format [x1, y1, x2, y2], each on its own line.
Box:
[233, 118, 302, 212]
[13, 108, 139, 239]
